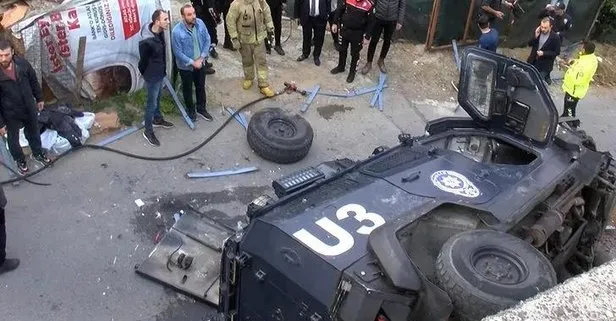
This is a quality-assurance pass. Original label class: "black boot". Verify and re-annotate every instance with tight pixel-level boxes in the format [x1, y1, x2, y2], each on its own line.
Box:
[331, 51, 346, 74]
[0, 259, 20, 275]
[346, 70, 356, 83]
[347, 58, 358, 83]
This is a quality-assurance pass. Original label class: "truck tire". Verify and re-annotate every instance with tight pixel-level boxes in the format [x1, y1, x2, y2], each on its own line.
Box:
[247, 108, 313, 164]
[435, 229, 557, 321]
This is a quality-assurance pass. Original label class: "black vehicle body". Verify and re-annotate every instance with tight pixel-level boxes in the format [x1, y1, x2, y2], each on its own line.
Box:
[217, 48, 616, 321]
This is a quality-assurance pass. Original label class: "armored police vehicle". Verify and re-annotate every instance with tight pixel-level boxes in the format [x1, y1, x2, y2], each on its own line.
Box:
[137, 48, 615, 321]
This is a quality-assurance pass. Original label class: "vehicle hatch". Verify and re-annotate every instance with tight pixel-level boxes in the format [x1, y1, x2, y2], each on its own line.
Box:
[457, 47, 559, 147]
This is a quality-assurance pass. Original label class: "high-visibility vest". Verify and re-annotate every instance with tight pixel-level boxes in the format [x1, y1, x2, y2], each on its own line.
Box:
[562, 53, 598, 99]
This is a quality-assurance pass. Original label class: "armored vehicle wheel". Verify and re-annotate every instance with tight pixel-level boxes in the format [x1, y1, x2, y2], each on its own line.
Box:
[576, 130, 597, 151]
[247, 108, 314, 164]
[435, 229, 557, 321]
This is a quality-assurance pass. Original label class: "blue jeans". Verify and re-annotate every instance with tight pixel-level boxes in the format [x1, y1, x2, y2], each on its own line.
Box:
[144, 79, 163, 134]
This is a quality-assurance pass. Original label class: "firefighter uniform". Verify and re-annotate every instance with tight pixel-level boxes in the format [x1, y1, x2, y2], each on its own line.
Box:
[226, 0, 276, 97]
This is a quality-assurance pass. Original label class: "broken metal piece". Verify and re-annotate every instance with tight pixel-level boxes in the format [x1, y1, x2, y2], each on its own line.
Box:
[301, 85, 320, 113]
[371, 73, 387, 110]
[224, 106, 248, 129]
[452, 39, 461, 71]
[96, 125, 144, 146]
[136, 212, 231, 304]
[186, 166, 259, 179]
[163, 77, 195, 130]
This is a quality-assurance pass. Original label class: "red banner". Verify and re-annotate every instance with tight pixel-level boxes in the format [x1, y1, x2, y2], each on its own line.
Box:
[119, 0, 139, 40]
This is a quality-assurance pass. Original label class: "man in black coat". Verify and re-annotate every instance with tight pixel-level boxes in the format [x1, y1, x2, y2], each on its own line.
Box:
[295, 0, 331, 66]
[138, 9, 174, 147]
[220, 0, 236, 51]
[0, 184, 19, 275]
[265, 0, 286, 55]
[191, 0, 218, 73]
[538, 1, 572, 43]
[527, 17, 561, 85]
[0, 38, 51, 174]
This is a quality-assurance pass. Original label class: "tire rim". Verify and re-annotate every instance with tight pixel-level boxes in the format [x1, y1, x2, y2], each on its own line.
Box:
[268, 119, 296, 138]
[471, 247, 528, 285]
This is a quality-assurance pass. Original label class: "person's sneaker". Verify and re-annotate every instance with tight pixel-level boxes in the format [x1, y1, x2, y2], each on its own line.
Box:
[274, 45, 285, 56]
[143, 131, 160, 146]
[197, 110, 213, 121]
[377, 59, 387, 74]
[330, 66, 345, 74]
[205, 60, 213, 68]
[153, 118, 174, 129]
[210, 47, 219, 59]
[361, 62, 372, 75]
[243, 79, 253, 90]
[33, 153, 51, 166]
[16, 159, 28, 174]
[205, 66, 215, 74]
[0, 258, 20, 275]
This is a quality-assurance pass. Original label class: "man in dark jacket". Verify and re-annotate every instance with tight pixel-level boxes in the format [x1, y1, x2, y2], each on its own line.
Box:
[330, 0, 374, 83]
[0, 185, 19, 275]
[265, 0, 286, 55]
[538, 1, 572, 43]
[295, 0, 331, 66]
[0, 38, 51, 174]
[328, 0, 340, 51]
[527, 17, 561, 85]
[138, 9, 174, 147]
[220, 0, 236, 50]
[360, 0, 405, 74]
[191, 0, 218, 74]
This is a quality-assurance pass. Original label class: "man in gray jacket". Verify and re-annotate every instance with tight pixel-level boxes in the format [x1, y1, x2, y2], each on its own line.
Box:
[1, 186, 19, 275]
[360, 0, 405, 74]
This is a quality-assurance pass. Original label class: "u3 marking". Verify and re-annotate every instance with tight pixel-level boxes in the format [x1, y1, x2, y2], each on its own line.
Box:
[292, 204, 386, 256]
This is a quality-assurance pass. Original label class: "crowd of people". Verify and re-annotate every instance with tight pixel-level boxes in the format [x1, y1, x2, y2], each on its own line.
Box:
[0, 1, 605, 275]
[476, 1, 598, 129]
[136, 0, 406, 146]
[134, 0, 603, 147]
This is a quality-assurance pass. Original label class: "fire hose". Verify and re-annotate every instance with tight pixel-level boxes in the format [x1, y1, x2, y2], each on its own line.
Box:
[0, 84, 301, 186]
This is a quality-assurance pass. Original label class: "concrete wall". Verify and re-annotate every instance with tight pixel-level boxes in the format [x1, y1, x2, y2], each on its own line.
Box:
[483, 260, 616, 321]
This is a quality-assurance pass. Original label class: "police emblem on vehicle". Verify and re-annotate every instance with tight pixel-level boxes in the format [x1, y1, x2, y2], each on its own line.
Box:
[430, 170, 480, 198]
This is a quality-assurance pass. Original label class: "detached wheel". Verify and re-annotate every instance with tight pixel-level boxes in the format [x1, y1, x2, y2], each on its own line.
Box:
[247, 108, 313, 164]
[435, 229, 557, 321]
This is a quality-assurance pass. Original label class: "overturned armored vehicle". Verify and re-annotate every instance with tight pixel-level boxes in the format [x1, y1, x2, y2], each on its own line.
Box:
[141, 48, 616, 321]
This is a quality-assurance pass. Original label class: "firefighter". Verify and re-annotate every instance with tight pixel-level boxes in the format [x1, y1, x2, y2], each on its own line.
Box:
[330, 0, 375, 83]
[226, 0, 276, 97]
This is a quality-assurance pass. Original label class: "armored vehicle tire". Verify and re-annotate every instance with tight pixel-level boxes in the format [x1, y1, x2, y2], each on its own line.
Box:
[435, 229, 557, 321]
[247, 108, 314, 164]
[576, 130, 597, 151]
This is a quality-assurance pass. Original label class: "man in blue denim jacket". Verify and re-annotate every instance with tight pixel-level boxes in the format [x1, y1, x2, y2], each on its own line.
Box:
[172, 4, 214, 122]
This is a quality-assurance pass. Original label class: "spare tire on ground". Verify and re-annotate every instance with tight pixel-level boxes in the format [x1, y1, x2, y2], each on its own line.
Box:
[435, 229, 557, 321]
[247, 108, 314, 164]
